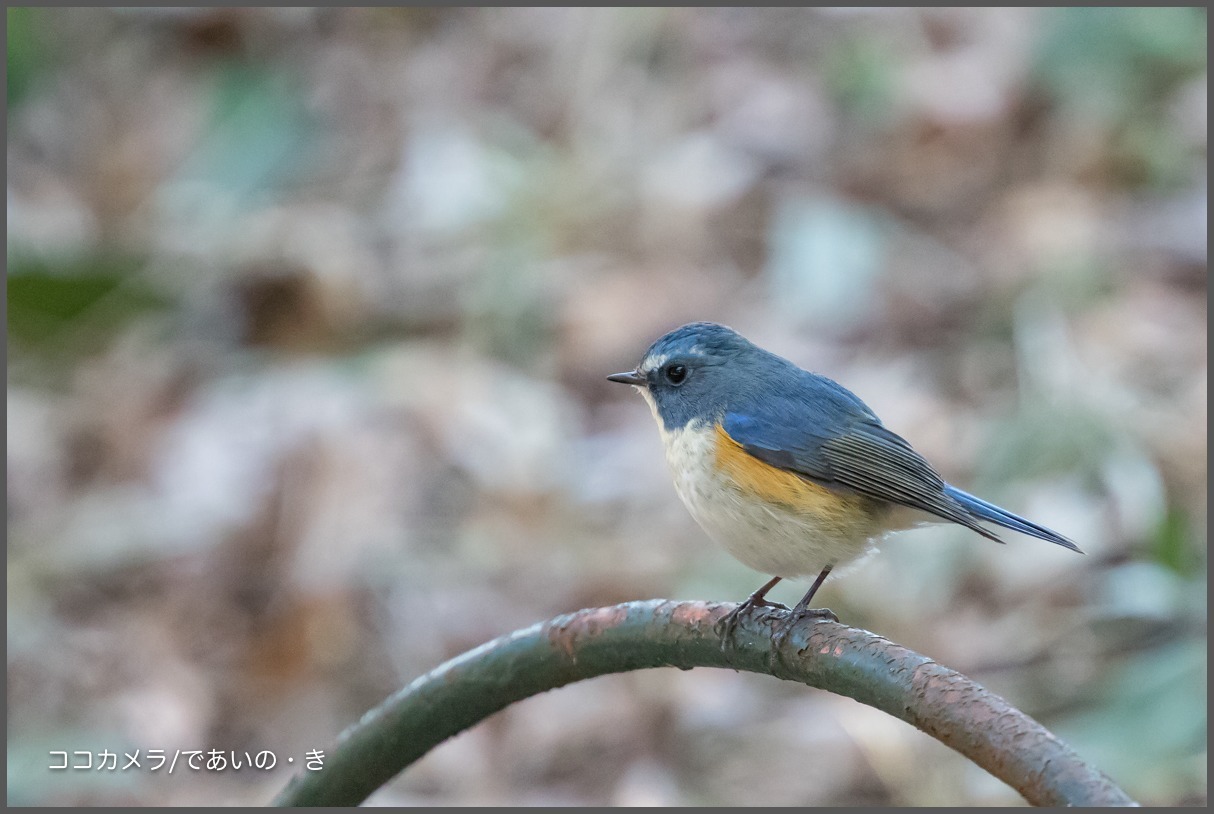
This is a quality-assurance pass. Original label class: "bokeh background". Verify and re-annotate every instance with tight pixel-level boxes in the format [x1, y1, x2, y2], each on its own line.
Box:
[6, 7, 1206, 806]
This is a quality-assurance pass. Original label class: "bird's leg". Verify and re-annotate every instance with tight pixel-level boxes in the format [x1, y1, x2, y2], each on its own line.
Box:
[773, 565, 839, 651]
[789, 565, 837, 621]
[715, 575, 786, 639]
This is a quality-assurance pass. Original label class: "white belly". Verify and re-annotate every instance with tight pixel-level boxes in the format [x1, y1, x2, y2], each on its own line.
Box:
[657, 419, 884, 580]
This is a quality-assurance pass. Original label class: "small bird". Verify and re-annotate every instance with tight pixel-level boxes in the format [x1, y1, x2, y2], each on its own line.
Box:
[608, 322, 1080, 629]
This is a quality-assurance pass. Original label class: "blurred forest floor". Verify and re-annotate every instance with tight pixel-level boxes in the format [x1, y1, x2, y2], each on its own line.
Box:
[7, 7, 1206, 806]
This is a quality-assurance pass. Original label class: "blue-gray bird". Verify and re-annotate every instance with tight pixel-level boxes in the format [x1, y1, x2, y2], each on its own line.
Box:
[608, 322, 1080, 624]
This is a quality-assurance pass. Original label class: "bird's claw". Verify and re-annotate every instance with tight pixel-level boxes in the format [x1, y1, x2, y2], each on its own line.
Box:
[772, 607, 839, 652]
[715, 595, 790, 641]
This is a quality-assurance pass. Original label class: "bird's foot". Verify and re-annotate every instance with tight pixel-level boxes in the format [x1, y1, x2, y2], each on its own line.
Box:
[715, 594, 790, 642]
[772, 607, 839, 653]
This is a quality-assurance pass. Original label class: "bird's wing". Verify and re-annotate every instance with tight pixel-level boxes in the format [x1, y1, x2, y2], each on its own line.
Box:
[722, 408, 1004, 543]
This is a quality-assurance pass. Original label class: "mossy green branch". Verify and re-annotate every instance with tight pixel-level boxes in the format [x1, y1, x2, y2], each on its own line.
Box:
[272, 600, 1136, 807]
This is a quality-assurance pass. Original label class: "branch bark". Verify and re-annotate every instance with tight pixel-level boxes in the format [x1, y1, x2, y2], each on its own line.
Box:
[272, 599, 1137, 807]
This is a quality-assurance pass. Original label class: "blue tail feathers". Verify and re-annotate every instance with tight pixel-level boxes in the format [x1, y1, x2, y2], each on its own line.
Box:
[944, 485, 1082, 553]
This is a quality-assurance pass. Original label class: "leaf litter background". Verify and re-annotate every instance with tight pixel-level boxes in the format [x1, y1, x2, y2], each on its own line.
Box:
[6, 7, 1206, 806]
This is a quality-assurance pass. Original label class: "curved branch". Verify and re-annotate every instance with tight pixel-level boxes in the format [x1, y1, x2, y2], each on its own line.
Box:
[273, 600, 1136, 807]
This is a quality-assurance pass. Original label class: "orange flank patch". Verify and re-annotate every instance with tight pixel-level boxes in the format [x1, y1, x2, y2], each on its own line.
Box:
[713, 423, 859, 517]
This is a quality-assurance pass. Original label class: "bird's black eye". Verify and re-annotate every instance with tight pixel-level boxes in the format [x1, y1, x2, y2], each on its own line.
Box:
[663, 363, 687, 385]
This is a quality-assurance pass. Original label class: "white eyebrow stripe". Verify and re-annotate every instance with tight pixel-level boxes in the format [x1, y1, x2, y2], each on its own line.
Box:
[640, 353, 669, 375]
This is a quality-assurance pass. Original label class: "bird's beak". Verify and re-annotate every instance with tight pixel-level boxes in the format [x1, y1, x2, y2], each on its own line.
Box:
[607, 370, 646, 386]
